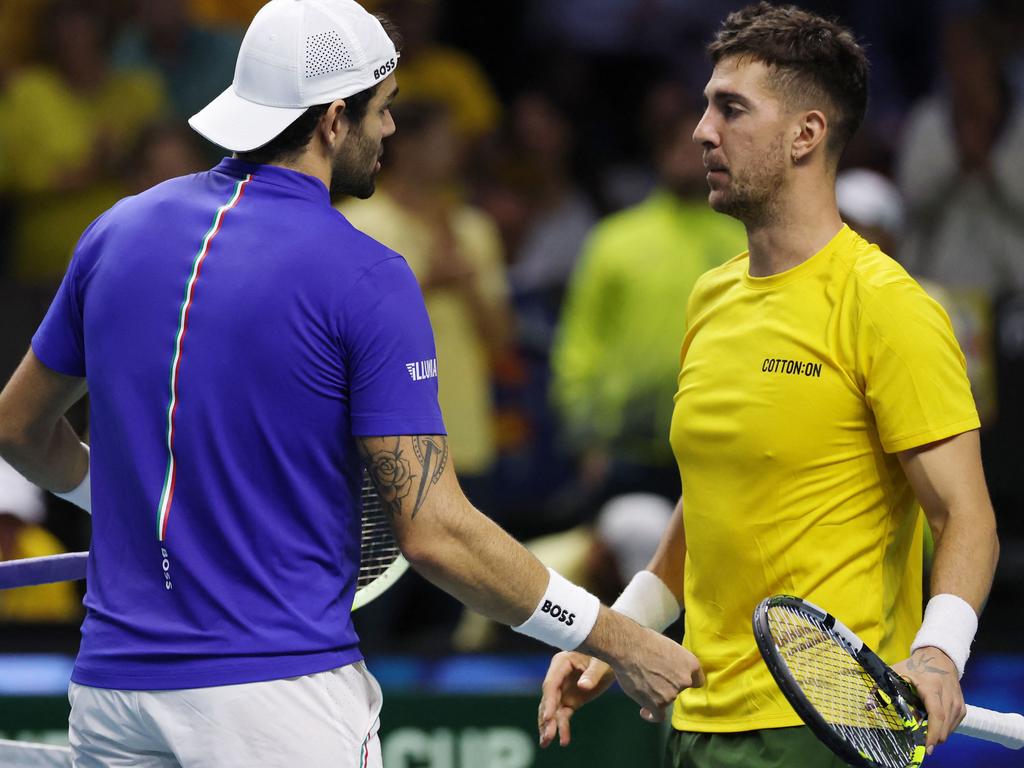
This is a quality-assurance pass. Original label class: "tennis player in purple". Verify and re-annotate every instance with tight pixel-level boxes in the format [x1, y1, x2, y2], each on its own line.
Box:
[0, 1, 702, 766]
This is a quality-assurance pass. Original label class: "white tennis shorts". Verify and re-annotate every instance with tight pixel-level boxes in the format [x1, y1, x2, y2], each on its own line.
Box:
[68, 661, 383, 768]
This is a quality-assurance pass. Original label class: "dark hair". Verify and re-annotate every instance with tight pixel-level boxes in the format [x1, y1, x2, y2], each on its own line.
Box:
[237, 14, 402, 165]
[707, 2, 868, 161]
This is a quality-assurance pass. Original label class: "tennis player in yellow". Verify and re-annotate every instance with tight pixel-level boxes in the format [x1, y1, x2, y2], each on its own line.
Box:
[671, 223, 976, 733]
[539, 4, 999, 766]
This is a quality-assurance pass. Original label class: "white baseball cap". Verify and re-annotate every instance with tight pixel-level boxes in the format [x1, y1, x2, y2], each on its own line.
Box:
[595, 493, 673, 580]
[189, 0, 399, 152]
[836, 168, 905, 237]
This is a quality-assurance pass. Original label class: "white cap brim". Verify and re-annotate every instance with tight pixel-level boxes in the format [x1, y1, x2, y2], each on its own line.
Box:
[188, 85, 307, 153]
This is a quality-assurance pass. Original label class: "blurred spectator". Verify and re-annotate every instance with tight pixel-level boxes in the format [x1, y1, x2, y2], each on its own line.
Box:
[505, 91, 597, 307]
[339, 100, 512, 494]
[453, 492, 673, 652]
[0, 459, 80, 622]
[127, 121, 208, 195]
[837, 168, 997, 426]
[897, 11, 1024, 299]
[835, 168, 906, 258]
[551, 103, 745, 507]
[187, 0, 264, 27]
[526, 0, 733, 62]
[373, 0, 501, 152]
[467, 90, 598, 530]
[0, 0, 166, 283]
[112, 0, 242, 125]
[0, 0, 47, 79]
[479, 90, 598, 341]
[600, 79, 702, 211]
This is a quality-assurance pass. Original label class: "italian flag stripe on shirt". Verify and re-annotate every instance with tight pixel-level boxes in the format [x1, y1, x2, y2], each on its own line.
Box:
[359, 733, 370, 768]
[156, 174, 252, 540]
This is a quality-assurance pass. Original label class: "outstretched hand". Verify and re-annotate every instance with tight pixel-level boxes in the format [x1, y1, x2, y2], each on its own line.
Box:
[539, 630, 703, 748]
[538, 652, 615, 748]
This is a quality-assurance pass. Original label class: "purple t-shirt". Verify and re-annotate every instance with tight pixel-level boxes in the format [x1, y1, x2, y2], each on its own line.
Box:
[32, 159, 445, 689]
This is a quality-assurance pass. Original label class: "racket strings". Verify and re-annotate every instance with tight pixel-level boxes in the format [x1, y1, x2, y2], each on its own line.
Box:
[356, 472, 401, 590]
[768, 604, 913, 767]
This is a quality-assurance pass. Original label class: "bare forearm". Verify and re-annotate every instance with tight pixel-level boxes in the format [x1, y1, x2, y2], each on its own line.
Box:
[899, 431, 1000, 614]
[357, 434, 649, 665]
[413, 499, 655, 676]
[412, 495, 647, 661]
[929, 508, 999, 614]
[0, 417, 87, 493]
[358, 434, 570, 628]
[408, 501, 548, 626]
[646, 498, 686, 606]
[0, 351, 88, 492]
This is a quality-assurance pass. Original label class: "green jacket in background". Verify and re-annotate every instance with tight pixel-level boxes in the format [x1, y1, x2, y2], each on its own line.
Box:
[552, 189, 746, 465]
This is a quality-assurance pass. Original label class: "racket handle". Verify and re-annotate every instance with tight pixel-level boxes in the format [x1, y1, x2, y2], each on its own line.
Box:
[957, 705, 1024, 749]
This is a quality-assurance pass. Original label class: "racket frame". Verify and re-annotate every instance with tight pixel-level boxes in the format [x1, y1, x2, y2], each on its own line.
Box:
[0, 472, 406, 610]
[0, 547, 404, 610]
[753, 594, 927, 768]
[351, 553, 407, 610]
[0, 551, 89, 590]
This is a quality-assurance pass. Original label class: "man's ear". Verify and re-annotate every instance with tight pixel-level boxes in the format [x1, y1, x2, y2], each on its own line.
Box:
[791, 109, 828, 164]
[320, 99, 350, 151]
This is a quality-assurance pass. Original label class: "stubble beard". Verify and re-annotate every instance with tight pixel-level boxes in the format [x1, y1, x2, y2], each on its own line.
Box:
[709, 135, 787, 228]
[329, 128, 380, 201]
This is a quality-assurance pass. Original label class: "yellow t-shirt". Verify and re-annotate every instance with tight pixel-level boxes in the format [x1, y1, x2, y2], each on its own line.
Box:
[669, 225, 979, 732]
[339, 191, 507, 474]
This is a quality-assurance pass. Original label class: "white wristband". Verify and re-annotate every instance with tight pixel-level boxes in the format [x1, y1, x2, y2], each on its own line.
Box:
[512, 568, 601, 651]
[53, 443, 91, 514]
[611, 570, 681, 632]
[910, 593, 978, 679]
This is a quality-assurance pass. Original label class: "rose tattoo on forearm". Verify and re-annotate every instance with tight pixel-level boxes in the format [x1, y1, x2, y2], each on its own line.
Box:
[358, 436, 448, 518]
[369, 447, 413, 510]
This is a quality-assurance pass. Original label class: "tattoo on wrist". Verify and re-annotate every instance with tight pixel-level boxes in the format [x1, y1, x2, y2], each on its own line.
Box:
[907, 652, 950, 676]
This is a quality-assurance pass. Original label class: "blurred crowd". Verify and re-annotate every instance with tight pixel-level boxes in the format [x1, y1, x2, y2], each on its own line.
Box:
[1, 0, 1023, 651]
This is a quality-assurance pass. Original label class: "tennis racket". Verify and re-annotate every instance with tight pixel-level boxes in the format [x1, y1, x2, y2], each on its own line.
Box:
[351, 469, 407, 609]
[0, 470, 406, 610]
[753, 595, 1024, 768]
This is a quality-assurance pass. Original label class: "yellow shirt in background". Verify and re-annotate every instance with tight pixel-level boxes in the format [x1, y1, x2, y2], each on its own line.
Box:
[0, 67, 165, 281]
[0, 526, 81, 622]
[670, 226, 978, 732]
[188, 0, 261, 27]
[340, 191, 507, 474]
[552, 191, 746, 463]
[393, 48, 501, 142]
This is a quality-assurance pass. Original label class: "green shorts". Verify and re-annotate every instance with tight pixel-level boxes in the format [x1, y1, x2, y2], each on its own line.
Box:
[665, 726, 849, 768]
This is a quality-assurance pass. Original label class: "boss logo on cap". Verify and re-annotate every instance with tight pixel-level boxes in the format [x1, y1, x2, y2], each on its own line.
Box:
[541, 599, 576, 626]
[373, 58, 396, 80]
